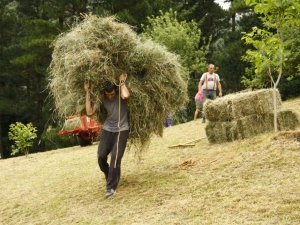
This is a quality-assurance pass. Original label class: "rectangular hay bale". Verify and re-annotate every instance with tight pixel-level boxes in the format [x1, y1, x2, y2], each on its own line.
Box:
[205, 113, 276, 144]
[231, 89, 281, 119]
[205, 108, 300, 144]
[204, 96, 234, 122]
[238, 113, 274, 139]
[277, 108, 300, 131]
[64, 117, 83, 131]
[205, 120, 242, 144]
[204, 88, 282, 122]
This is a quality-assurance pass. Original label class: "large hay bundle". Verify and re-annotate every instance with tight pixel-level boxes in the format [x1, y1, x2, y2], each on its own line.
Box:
[204, 89, 282, 122]
[205, 109, 300, 144]
[48, 15, 188, 149]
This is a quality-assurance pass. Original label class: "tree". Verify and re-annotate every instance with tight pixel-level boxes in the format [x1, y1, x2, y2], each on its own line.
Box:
[227, 0, 251, 32]
[210, 12, 262, 93]
[241, 0, 300, 132]
[142, 9, 209, 77]
[212, 32, 248, 93]
[142, 9, 210, 121]
[277, 25, 300, 100]
[10, 1, 60, 152]
[0, 0, 27, 158]
[176, 0, 230, 44]
[8, 122, 37, 157]
[93, 0, 154, 32]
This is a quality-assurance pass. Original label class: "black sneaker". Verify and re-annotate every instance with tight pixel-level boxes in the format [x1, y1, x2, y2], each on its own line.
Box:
[105, 189, 116, 198]
[202, 118, 206, 123]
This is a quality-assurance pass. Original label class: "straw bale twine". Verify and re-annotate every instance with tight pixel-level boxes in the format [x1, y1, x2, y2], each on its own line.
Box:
[204, 89, 282, 122]
[48, 15, 188, 150]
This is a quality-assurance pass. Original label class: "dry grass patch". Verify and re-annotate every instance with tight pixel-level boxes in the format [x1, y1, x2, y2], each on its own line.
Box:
[1, 99, 300, 224]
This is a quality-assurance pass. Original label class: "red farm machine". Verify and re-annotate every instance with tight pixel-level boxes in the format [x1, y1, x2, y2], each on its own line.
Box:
[58, 115, 102, 147]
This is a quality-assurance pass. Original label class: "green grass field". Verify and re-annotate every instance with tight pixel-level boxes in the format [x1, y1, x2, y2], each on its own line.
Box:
[1, 98, 300, 225]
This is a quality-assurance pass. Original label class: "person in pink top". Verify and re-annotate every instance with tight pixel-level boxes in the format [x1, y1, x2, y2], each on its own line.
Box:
[194, 85, 204, 120]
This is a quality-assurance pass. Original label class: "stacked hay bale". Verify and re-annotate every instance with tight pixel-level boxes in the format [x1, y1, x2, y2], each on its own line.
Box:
[48, 15, 188, 150]
[204, 89, 300, 143]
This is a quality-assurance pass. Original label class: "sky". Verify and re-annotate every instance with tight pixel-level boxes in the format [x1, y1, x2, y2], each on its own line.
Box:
[215, 0, 231, 10]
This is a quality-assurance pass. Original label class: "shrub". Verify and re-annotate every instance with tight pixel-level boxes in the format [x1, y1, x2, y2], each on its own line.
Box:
[8, 122, 37, 157]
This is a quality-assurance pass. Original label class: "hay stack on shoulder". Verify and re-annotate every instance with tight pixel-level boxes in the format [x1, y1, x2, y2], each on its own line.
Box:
[204, 89, 300, 144]
[48, 15, 188, 150]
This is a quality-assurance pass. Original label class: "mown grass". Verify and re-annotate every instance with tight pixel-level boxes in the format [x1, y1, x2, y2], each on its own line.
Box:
[1, 98, 300, 225]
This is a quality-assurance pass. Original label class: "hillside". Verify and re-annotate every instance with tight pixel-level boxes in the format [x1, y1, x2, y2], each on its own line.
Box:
[1, 98, 300, 225]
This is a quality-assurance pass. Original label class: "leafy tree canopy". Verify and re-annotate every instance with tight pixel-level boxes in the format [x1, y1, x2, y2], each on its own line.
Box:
[142, 9, 210, 77]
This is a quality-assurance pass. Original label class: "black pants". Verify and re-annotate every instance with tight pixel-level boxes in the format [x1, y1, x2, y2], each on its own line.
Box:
[97, 129, 129, 190]
[203, 90, 216, 120]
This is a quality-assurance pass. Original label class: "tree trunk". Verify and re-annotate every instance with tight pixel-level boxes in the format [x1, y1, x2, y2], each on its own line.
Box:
[36, 74, 43, 151]
[231, 13, 236, 32]
[59, 16, 64, 31]
[273, 87, 278, 132]
[0, 117, 3, 159]
[73, 0, 88, 19]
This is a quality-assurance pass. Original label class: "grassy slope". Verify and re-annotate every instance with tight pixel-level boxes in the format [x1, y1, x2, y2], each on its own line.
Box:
[1, 98, 300, 225]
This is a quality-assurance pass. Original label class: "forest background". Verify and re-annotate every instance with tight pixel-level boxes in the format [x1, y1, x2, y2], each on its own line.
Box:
[1, 0, 300, 158]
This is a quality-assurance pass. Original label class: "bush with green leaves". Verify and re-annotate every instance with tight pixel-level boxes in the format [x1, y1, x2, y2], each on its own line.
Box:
[8, 122, 37, 157]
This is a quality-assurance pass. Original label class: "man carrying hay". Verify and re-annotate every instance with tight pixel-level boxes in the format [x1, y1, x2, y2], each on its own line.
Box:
[85, 74, 130, 198]
[198, 64, 222, 123]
